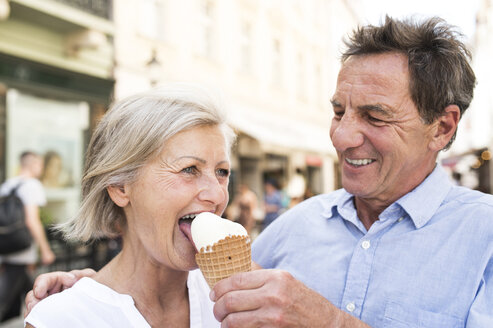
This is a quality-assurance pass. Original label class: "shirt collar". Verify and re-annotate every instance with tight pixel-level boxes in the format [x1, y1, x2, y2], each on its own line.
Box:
[322, 164, 453, 229]
[323, 189, 359, 225]
[395, 164, 452, 229]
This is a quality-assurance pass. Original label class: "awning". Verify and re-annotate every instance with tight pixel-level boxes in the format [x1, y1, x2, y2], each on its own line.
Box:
[228, 105, 335, 154]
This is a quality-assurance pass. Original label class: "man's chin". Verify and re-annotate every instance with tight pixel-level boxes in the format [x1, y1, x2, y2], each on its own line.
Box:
[342, 182, 374, 197]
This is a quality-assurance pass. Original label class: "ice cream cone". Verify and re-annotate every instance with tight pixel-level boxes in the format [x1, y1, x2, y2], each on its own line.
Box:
[195, 235, 252, 289]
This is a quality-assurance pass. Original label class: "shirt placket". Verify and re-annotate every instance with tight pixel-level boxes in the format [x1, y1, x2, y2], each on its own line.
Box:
[340, 216, 399, 318]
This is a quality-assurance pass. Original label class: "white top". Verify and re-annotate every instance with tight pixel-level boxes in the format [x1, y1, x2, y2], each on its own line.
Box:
[25, 269, 219, 328]
[0, 176, 46, 264]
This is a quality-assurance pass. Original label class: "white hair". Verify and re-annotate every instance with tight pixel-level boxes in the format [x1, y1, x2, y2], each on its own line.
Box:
[59, 84, 235, 242]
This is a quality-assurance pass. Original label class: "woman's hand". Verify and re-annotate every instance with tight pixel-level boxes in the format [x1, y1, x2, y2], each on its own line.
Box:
[25, 268, 96, 317]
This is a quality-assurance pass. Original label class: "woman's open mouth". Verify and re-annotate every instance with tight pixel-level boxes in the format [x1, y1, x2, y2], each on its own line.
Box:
[178, 214, 199, 250]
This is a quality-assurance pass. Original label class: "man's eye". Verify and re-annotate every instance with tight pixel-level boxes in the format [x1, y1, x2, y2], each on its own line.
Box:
[216, 168, 230, 178]
[367, 114, 384, 124]
[182, 166, 198, 174]
[333, 111, 344, 120]
[369, 116, 381, 121]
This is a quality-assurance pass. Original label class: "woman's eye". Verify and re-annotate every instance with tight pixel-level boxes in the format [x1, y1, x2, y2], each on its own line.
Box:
[216, 168, 230, 178]
[181, 166, 198, 174]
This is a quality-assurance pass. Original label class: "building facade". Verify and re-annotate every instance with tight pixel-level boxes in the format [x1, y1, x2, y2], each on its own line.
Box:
[0, 0, 116, 271]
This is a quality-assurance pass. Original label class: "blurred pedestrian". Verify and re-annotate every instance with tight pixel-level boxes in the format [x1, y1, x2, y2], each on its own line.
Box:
[286, 167, 306, 207]
[0, 151, 55, 322]
[41, 151, 71, 188]
[262, 178, 283, 229]
[235, 184, 258, 234]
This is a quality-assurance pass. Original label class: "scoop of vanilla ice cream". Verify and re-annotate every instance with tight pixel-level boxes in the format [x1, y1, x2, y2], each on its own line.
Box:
[191, 212, 248, 252]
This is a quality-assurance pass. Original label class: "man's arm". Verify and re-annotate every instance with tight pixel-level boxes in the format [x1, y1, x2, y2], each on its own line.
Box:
[24, 204, 55, 265]
[212, 269, 371, 328]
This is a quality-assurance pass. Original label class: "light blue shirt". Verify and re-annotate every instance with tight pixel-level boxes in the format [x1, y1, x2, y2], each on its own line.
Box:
[252, 165, 493, 327]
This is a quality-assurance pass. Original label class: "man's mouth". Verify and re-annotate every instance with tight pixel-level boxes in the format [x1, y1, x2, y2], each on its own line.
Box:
[345, 158, 375, 167]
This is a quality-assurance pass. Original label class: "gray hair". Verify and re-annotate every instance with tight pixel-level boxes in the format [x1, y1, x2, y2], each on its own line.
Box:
[342, 16, 476, 150]
[59, 84, 236, 242]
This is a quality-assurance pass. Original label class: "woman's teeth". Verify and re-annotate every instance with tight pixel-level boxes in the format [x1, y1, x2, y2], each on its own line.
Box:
[179, 214, 197, 224]
[181, 214, 197, 220]
[345, 158, 374, 166]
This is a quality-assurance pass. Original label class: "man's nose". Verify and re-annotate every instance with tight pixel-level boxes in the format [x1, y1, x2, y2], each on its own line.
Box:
[330, 111, 365, 151]
[197, 174, 227, 205]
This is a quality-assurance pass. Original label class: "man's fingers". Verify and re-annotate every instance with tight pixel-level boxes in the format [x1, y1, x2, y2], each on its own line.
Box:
[26, 269, 96, 316]
[69, 268, 96, 280]
[33, 272, 76, 298]
[211, 270, 269, 302]
[24, 291, 37, 317]
[213, 288, 263, 322]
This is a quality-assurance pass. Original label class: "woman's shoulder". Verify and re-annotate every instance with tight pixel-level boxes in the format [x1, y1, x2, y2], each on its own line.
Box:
[25, 277, 149, 327]
[25, 279, 89, 327]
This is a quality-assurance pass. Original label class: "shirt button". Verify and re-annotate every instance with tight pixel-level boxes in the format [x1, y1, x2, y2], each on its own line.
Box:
[361, 240, 371, 249]
[398, 216, 404, 222]
[346, 302, 356, 312]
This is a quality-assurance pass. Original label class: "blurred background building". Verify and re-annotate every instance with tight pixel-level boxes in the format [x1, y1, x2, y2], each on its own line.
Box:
[112, 0, 361, 202]
[0, 0, 114, 225]
[0, 0, 361, 239]
[442, 0, 493, 194]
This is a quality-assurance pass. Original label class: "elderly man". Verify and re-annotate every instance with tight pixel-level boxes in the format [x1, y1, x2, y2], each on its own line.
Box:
[211, 16, 491, 327]
[25, 17, 492, 327]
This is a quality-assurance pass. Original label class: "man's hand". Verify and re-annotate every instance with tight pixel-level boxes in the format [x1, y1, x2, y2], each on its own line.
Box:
[211, 269, 370, 328]
[24, 268, 96, 317]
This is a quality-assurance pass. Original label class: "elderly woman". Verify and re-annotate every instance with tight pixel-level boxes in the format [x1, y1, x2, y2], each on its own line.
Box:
[24, 85, 235, 327]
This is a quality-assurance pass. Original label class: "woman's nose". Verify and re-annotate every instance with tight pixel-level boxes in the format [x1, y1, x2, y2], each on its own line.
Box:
[330, 111, 365, 152]
[197, 174, 227, 205]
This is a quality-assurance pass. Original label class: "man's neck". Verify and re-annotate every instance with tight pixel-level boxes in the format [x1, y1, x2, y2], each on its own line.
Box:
[353, 162, 438, 230]
[353, 198, 387, 230]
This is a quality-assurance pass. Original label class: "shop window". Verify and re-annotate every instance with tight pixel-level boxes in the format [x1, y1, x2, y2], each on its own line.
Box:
[6, 89, 89, 224]
[239, 20, 252, 73]
[197, 0, 215, 58]
[139, 0, 166, 41]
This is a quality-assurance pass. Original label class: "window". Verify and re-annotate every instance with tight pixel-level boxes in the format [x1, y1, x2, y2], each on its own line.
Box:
[6, 89, 88, 223]
[139, 0, 166, 40]
[239, 21, 252, 73]
[272, 38, 282, 86]
[197, 0, 215, 58]
[297, 53, 306, 100]
[315, 63, 324, 109]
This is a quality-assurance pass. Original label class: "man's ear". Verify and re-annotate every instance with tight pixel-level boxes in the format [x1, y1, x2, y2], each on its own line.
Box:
[107, 185, 130, 207]
[429, 105, 460, 151]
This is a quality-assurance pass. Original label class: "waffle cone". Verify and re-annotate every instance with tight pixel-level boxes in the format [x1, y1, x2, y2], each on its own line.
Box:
[195, 235, 252, 289]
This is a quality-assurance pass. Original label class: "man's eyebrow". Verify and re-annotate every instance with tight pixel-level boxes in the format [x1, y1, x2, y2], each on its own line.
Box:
[358, 104, 393, 117]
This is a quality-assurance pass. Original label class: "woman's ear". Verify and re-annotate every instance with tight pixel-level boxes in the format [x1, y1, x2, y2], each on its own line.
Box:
[429, 105, 460, 151]
[107, 185, 130, 207]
